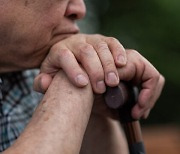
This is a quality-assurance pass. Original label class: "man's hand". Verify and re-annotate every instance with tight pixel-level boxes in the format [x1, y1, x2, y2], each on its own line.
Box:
[92, 49, 165, 120]
[33, 34, 165, 120]
[33, 34, 127, 94]
[117, 49, 165, 119]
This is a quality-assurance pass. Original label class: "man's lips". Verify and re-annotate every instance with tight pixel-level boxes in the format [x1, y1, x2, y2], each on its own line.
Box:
[53, 29, 79, 39]
[50, 29, 79, 46]
[54, 30, 79, 36]
[53, 25, 80, 36]
[53, 32, 77, 40]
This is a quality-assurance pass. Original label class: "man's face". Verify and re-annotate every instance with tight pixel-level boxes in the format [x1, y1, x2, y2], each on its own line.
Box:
[0, 0, 86, 71]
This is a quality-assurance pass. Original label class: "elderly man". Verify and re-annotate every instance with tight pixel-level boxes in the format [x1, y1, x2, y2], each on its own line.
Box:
[0, 0, 164, 153]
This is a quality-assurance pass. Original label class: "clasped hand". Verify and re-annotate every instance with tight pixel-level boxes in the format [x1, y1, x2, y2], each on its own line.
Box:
[33, 34, 165, 120]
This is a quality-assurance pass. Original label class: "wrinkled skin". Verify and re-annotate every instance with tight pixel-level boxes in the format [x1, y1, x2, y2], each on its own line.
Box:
[0, 0, 165, 153]
[0, 0, 165, 120]
[0, 0, 85, 71]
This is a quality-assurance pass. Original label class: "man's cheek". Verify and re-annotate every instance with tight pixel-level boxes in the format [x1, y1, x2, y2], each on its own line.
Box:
[0, 21, 15, 46]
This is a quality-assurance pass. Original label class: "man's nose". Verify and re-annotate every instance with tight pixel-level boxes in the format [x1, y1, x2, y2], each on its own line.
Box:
[65, 0, 86, 20]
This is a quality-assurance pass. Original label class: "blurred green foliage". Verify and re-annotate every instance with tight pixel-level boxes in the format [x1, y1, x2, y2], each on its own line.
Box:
[85, 0, 180, 125]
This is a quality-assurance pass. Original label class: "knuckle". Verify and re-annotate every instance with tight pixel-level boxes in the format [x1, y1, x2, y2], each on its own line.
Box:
[107, 36, 118, 42]
[153, 70, 160, 82]
[50, 44, 71, 58]
[79, 44, 93, 52]
[149, 70, 160, 86]
[116, 46, 125, 53]
[128, 49, 140, 56]
[142, 100, 151, 109]
[142, 105, 148, 111]
[78, 44, 94, 57]
[94, 34, 102, 38]
[58, 48, 71, 59]
[160, 75, 165, 84]
[104, 60, 115, 68]
[96, 41, 109, 51]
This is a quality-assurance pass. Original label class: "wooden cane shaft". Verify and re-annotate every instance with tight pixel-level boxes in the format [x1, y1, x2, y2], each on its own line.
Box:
[123, 121, 143, 145]
[104, 83, 143, 144]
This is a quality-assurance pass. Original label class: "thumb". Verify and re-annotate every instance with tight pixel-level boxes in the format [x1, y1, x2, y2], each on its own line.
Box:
[33, 73, 53, 93]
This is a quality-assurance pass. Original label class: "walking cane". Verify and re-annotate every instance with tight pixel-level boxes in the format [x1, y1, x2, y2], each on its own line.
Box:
[104, 82, 146, 154]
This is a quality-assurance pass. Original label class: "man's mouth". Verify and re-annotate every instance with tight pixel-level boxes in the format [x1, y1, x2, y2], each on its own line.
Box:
[53, 25, 80, 36]
[53, 28, 79, 38]
[49, 29, 79, 47]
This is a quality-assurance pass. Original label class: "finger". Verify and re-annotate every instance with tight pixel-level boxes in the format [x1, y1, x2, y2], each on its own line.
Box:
[134, 67, 160, 111]
[33, 73, 52, 93]
[116, 49, 163, 119]
[104, 36, 127, 67]
[140, 76, 165, 119]
[131, 105, 146, 119]
[133, 72, 165, 120]
[93, 41, 119, 87]
[74, 43, 106, 94]
[41, 47, 89, 88]
[131, 72, 159, 119]
[140, 75, 165, 119]
[148, 75, 165, 109]
[142, 109, 151, 119]
[116, 51, 144, 119]
[87, 35, 127, 67]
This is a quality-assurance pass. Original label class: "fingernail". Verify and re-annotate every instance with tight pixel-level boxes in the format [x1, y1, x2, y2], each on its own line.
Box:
[96, 81, 106, 93]
[117, 55, 126, 65]
[107, 72, 119, 85]
[76, 75, 88, 86]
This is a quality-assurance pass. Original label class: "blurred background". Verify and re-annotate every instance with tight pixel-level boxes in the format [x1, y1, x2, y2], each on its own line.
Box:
[79, 0, 180, 153]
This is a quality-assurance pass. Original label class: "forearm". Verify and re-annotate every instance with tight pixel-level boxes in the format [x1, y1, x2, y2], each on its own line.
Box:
[80, 113, 129, 154]
[3, 71, 94, 154]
